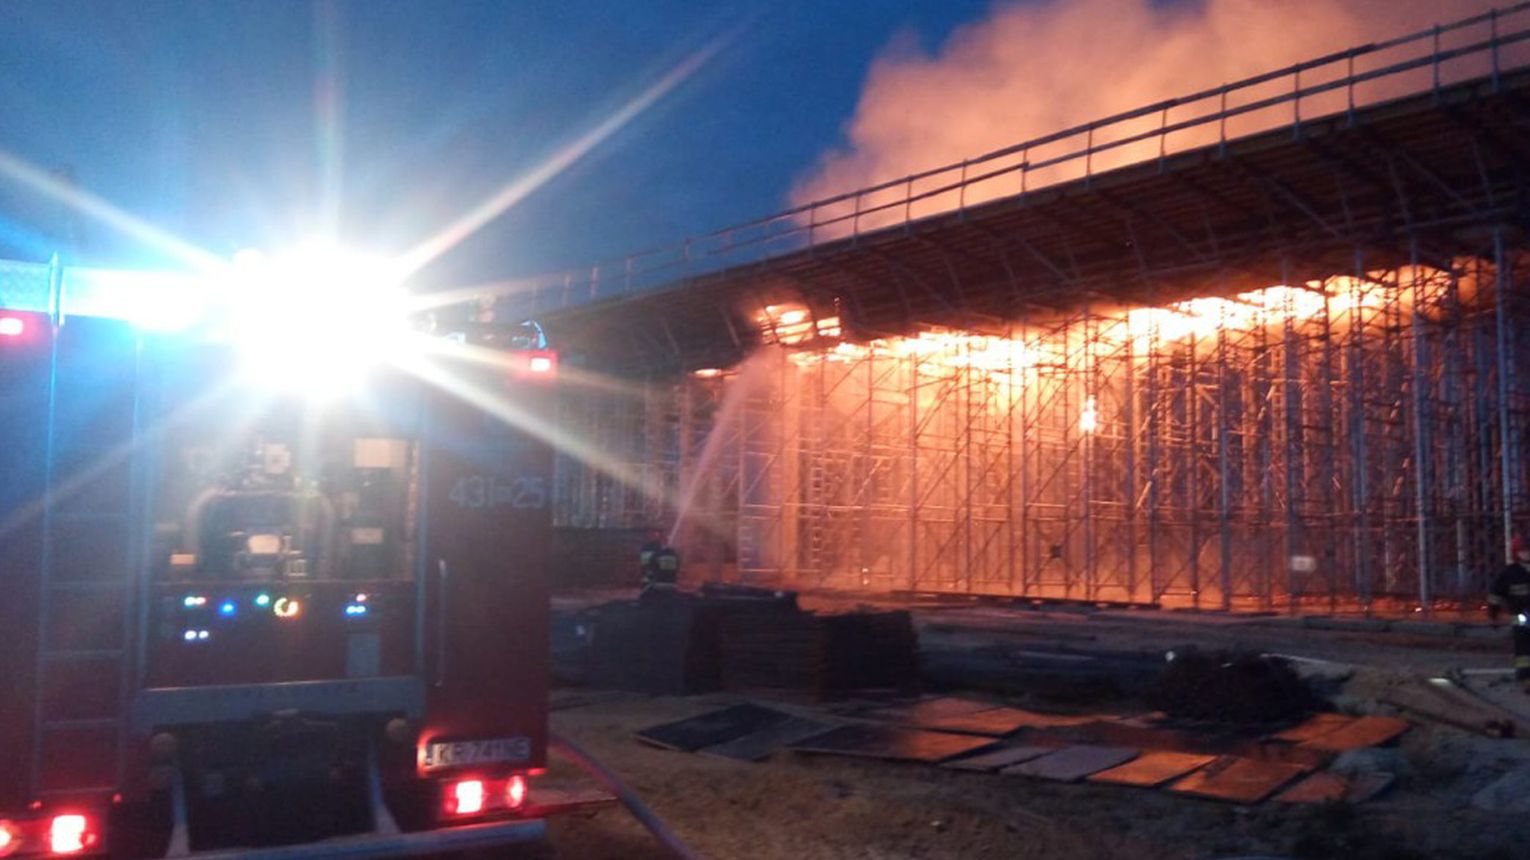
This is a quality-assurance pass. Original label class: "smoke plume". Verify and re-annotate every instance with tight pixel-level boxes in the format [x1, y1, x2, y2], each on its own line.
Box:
[792, 0, 1499, 216]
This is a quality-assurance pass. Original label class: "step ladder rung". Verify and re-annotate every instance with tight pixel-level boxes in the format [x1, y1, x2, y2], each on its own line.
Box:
[31, 316, 142, 801]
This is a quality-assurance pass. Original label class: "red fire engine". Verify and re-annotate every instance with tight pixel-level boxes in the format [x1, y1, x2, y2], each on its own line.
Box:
[0, 254, 564, 857]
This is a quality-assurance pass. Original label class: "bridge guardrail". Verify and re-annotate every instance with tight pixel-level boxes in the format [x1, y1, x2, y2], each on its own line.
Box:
[512, 2, 1530, 317]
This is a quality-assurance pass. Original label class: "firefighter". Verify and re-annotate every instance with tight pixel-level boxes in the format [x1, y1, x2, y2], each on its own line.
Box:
[639, 531, 680, 598]
[1488, 535, 1530, 693]
[638, 529, 663, 585]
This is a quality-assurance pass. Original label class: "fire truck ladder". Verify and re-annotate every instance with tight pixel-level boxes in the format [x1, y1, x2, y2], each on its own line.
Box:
[29, 305, 147, 800]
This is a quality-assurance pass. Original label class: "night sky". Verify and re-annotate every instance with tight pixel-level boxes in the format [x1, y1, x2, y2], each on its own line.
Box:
[0, 0, 992, 288]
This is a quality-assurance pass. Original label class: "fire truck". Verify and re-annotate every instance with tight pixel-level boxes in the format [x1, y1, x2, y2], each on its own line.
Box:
[0, 253, 563, 857]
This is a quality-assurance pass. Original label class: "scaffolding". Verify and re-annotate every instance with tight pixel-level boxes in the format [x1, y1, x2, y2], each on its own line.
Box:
[539, 5, 1530, 613]
[553, 242, 1530, 612]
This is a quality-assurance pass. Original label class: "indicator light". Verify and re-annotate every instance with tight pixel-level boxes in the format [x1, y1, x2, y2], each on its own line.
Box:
[49, 813, 94, 855]
[219, 601, 237, 617]
[0, 317, 24, 337]
[273, 597, 301, 619]
[254, 593, 271, 607]
[506, 774, 527, 809]
[445, 780, 485, 816]
[182, 595, 207, 608]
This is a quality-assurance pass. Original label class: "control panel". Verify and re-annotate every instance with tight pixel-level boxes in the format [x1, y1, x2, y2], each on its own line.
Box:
[144, 417, 422, 688]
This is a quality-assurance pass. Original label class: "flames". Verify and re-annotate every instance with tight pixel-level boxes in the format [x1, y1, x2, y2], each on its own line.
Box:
[756, 304, 841, 345]
[751, 277, 1397, 381]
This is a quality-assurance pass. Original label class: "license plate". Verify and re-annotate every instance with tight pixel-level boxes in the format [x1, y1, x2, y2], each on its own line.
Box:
[421, 736, 531, 771]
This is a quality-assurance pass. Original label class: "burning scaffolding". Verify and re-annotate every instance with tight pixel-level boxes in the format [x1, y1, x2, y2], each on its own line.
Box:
[541, 7, 1530, 613]
[552, 251, 1530, 612]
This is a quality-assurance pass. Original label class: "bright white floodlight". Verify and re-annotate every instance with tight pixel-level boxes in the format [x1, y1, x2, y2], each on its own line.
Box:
[223, 244, 414, 396]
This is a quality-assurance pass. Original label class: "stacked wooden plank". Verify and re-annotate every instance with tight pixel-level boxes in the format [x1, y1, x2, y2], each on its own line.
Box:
[823, 611, 920, 692]
[586, 599, 709, 694]
[713, 602, 830, 691]
[584, 594, 918, 695]
[714, 605, 919, 693]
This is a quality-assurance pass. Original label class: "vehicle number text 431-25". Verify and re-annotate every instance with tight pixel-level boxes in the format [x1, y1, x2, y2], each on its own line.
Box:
[448, 475, 547, 510]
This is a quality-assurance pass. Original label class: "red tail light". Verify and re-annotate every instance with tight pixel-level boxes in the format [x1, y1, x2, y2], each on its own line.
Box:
[437, 773, 533, 820]
[48, 813, 96, 855]
[509, 349, 557, 380]
[444, 780, 485, 816]
[0, 311, 45, 347]
[0, 819, 18, 857]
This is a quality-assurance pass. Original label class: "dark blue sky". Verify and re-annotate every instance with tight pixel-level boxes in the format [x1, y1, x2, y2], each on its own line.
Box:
[0, 0, 992, 287]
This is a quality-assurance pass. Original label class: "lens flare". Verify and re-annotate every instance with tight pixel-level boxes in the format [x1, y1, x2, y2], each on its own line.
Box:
[220, 244, 415, 397]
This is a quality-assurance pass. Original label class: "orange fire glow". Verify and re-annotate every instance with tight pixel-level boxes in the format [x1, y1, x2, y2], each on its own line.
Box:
[765, 277, 1396, 377]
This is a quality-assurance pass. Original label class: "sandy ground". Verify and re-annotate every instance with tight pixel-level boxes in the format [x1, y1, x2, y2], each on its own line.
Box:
[511, 602, 1530, 860]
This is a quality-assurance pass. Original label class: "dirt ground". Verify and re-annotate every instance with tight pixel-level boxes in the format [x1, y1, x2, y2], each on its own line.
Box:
[515, 604, 1530, 860]
[518, 695, 1528, 860]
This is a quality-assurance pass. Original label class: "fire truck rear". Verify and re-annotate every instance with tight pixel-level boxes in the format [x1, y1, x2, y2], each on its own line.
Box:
[0, 256, 561, 857]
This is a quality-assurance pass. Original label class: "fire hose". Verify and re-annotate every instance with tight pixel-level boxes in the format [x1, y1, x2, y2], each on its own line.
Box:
[549, 730, 703, 860]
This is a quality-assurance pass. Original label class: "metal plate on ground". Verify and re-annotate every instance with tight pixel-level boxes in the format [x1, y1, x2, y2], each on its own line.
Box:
[1168, 756, 1310, 804]
[873, 701, 1102, 732]
[941, 745, 1058, 772]
[918, 707, 1046, 737]
[1273, 771, 1348, 803]
[789, 724, 998, 763]
[701, 716, 834, 762]
[1297, 715, 1409, 751]
[1271, 713, 1354, 743]
[868, 697, 999, 723]
[1003, 709, 1107, 729]
[1087, 751, 1216, 787]
[1275, 770, 1395, 804]
[635, 704, 791, 752]
[1002, 745, 1139, 782]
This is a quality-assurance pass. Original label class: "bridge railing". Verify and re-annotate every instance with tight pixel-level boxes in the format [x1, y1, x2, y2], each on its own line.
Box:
[512, 2, 1530, 317]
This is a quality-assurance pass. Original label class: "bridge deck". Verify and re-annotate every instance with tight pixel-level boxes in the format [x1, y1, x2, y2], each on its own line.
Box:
[542, 69, 1530, 373]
